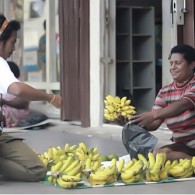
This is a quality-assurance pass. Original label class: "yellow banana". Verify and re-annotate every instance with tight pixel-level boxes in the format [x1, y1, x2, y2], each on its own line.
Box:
[59, 154, 68, 161]
[92, 153, 100, 161]
[137, 153, 149, 168]
[59, 156, 74, 173]
[159, 165, 171, 180]
[117, 159, 125, 172]
[85, 157, 92, 170]
[125, 99, 131, 106]
[168, 165, 185, 177]
[51, 161, 63, 173]
[48, 147, 53, 160]
[122, 159, 136, 171]
[79, 142, 88, 154]
[90, 172, 110, 181]
[149, 153, 165, 174]
[122, 106, 130, 111]
[106, 105, 115, 113]
[122, 174, 142, 184]
[121, 169, 136, 180]
[145, 170, 153, 182]
[64, 143, 70, 153]
[128, 160, 144, 174]
[148, 152, 156, 169]
[150, 173, 160, 182]
[52, 147, 59, 160]
[174, 167, 193, 178]
[181, 159, 191, 169]
[66, 162, 83, 176]
[114, 96, 121, 104]
[106, 174, 117, 184]
[76, 147, 86, 161]
[57, 177, 77, 189]
[91, 160, 101, 171]
[89, 178, 106, 186]
[170, 159, 179, 168]
[192, 156, 195, 167]
[92, 147, 99, 154]
[121, 96, 127, 103]
[69, 144, 78, 153]
[165, 160, 171, 168]
[64, 159, 80, 173]
[56, 146, 64, 155]
[61, 175, 81, 182]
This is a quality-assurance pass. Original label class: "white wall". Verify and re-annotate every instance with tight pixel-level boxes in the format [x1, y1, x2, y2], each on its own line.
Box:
[162, 0, 178, 86]
[90, 0, 102, 127]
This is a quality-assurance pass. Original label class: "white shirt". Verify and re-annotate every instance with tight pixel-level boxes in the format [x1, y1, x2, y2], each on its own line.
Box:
[0, 57, 20, 94]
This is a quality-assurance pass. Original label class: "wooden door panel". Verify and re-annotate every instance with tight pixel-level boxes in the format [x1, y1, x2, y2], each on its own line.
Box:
[59, 0, 90, 127]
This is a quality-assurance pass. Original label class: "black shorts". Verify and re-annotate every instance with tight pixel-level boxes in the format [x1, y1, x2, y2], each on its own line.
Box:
[161, 142, 195, 156]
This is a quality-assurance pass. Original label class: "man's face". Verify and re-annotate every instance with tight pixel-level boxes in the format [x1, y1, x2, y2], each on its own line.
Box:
[169, 53, 194, 83]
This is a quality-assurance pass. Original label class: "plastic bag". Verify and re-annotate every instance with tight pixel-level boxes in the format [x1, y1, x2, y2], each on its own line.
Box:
[122, 123, 158, 159]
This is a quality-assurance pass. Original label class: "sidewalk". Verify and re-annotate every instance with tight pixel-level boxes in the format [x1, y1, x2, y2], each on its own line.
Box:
[51, 121, 172, 148]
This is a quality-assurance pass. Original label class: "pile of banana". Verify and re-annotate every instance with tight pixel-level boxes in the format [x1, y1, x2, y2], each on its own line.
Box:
[89, 158, 118, 185]
[137, 152, 195, 182]
[168, 158, 194, 179]
[37, 143, 195, 189]
[37, 142, 102, 188]
[104, 95, 136, 126]
[120, 159, 145, 183]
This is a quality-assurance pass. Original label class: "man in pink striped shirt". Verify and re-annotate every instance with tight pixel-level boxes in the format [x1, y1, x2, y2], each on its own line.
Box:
[129, 44, 195, 161]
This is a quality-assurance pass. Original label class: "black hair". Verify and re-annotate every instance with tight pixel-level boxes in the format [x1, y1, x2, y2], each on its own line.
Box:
[7, 61, 20, 78]
[168, 44, 195, 64]
[0, 14, 20, 42]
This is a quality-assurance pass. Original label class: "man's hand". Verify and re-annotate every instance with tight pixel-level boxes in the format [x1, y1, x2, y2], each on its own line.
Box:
[128, 111, 156, 128]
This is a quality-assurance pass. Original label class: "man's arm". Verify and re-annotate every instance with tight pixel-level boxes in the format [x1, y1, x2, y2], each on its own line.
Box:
[153, 98, 194, 120]
[129, 98, 194, 130]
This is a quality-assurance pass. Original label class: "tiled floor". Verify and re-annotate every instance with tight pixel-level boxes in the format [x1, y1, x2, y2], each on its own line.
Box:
[0, 121, 193, 194]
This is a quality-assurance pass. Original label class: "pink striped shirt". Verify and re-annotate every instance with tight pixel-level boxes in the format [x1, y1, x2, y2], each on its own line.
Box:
[153, 75, 195, 148]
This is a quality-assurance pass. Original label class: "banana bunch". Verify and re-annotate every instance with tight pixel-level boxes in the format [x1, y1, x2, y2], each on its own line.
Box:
[168, 158, 193, 179]
[38, 146, 69, 169]
[64, 142, 101, 162]
[145, 152, 166, 182]
[56, 174, 81, 189]
[104, 95, 136, 126]
[120, 159, 145, 183]
[89, 159, 118, 185]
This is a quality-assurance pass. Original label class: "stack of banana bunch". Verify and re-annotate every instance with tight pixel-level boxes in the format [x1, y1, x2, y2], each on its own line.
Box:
[119, 158, 146, 183]
[89, 158, 118, 185]
[75, 142, 102, 170]
[168, 158, 194, 179]
[138, 152, 195, 182]
[104, 95, 136, 126]
[37, 142, 103, 188]
[142, 152, 168, 182]
[37, 144, 74, 169]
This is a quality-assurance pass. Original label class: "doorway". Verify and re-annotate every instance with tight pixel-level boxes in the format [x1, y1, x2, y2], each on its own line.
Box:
[116, 0, 162, 112]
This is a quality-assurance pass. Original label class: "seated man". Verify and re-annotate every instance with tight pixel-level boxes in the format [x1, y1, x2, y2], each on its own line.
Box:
[2, 61, 47, 127]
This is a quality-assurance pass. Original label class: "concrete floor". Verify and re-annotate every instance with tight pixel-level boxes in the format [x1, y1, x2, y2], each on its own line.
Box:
[0, 121, 194, 194]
